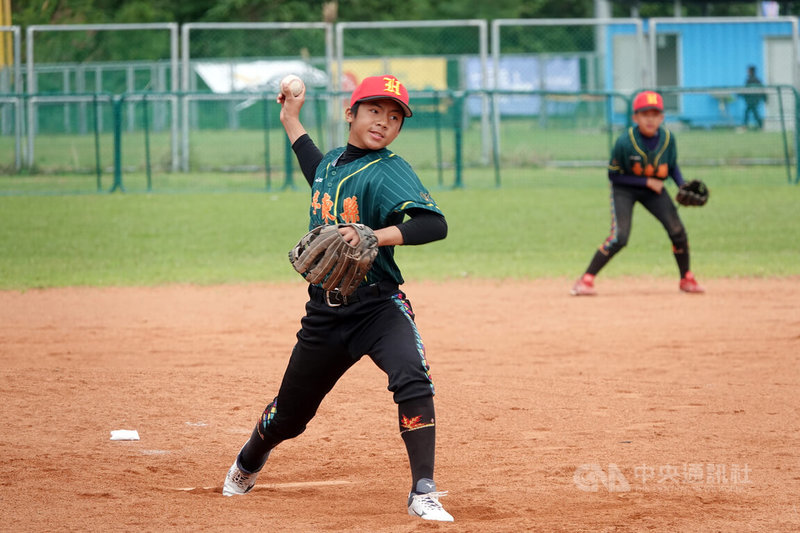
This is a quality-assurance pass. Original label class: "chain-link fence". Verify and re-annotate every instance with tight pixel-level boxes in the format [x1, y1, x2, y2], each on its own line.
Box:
[181, 22, 333, 175]
[24, 23, 179, 172]
[658, 85, 796, 183]
[336, 20, 490, 166]
[486, 18, 646, 183]
[2, 17, 799, 194]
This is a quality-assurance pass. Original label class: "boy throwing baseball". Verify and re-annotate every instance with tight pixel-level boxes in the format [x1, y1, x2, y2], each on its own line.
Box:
[571, 90, 704, 296]
[222, 75, 453, 522]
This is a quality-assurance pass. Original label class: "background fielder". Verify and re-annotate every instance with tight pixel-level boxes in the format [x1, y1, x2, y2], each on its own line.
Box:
[571, 90, 705, 296]
[222, 75, 454, 522]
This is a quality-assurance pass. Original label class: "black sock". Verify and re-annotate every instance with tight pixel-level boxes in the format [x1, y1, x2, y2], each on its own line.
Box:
[586, 249, 611, 276]
[398, 396, 436, 493]
[674, 249, 690, 278]
[238, 423, 275, 473]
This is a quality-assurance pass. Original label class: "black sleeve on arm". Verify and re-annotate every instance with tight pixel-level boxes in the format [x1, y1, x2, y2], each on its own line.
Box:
[396, 209, 448, 245]
[291, 134, 324, 186]
[671, 164, 685, 187]
[609, 169, 648, 188]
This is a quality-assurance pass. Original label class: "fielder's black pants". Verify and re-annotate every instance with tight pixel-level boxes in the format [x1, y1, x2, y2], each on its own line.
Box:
[587, 183, 689, 276]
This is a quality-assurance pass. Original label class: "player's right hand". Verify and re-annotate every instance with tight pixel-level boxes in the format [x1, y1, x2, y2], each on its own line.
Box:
[277, 91, 309, 144]
[277, 89, 305, 125]
[646, 177, 664, 194]
[337, 224, 360, 246]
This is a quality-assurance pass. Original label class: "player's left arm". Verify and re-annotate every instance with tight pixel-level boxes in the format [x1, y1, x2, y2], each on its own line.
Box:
[665, 132, 684, 187]
[372, 225, 404, 246]
[340, 210, 447, 247]
[337, 224, 403, 247]
[395, 209, 447, 244]
[364, 156, 445, 244]
[670, 163, 685, 187]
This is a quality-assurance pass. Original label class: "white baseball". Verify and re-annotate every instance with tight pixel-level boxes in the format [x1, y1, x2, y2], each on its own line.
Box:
[280, 74, 305, 97]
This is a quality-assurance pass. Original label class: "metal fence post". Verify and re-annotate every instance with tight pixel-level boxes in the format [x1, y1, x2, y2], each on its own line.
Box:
[262, 93, 272, 191]
[283, 133, 295, 190]
[489, 89, 500, 187]
[110, 95, 125, 193]
[92, 93, 102, 191]
[795, 87, 800, 185]
[142, 94, 152, 191]
[433, 91, 443, 188]
[453, 92, 464, 189]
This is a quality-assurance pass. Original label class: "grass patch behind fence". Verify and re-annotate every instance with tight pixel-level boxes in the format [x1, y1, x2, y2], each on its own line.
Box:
[0, 166, 798, 290]
[2, 115, 795, 187]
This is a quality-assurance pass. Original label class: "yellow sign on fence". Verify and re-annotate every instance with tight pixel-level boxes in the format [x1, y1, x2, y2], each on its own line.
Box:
[0, 0, 12, 67]
[334, 58, 447, 91]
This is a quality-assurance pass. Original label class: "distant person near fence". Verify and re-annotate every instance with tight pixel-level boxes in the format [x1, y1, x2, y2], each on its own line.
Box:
[741, 65, 767, 130]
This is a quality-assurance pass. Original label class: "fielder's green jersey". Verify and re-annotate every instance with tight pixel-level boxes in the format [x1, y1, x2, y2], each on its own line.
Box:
[308, 147, 442, 286]
[609, 126, 678, 180]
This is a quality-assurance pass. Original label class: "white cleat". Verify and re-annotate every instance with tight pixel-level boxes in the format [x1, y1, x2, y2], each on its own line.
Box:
[407, 478, 454, 522]
[222, 459, 259, 496]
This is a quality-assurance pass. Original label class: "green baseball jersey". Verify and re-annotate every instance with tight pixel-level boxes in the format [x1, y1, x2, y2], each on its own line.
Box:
[609, 126, 678, 180]
[308, 147, 442, 286]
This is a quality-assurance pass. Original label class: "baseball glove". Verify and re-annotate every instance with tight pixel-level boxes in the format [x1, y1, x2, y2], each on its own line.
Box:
[288, 223, 379, 296]
[676, 179, 709, 207]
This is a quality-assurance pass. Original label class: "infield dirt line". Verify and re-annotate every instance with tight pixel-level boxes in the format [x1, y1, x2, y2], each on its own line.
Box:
[174, 480, 353, 492]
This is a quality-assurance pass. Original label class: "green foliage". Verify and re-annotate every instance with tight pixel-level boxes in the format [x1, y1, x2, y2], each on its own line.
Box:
[0, 166, 797, 290]
[617, 1, 759, 18]
[9, 0, 777, 67]
[188, 27, 329, 59]
[12, 0, 773, 29]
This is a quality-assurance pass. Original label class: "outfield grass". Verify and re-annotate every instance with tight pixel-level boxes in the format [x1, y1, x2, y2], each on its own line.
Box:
[1, 166, 797, 290]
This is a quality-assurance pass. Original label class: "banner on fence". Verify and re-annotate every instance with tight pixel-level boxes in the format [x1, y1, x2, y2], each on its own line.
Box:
[466, 55, 580, 115]
[333, 57, 447, 92]
[194, 60, 328, 93]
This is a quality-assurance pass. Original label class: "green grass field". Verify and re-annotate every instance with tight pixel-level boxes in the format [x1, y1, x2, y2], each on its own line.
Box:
[1, 166, 797, 290]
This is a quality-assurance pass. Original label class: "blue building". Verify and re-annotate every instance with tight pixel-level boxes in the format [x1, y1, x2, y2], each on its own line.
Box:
[607, 17, 797, 127]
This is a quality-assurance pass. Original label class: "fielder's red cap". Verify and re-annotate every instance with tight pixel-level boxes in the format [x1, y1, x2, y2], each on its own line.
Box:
[633, 90, 664, 112]
[350, 75, 412, 117]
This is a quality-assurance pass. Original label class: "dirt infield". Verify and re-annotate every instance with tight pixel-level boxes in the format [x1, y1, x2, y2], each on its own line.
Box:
[1, 278, 798, 532]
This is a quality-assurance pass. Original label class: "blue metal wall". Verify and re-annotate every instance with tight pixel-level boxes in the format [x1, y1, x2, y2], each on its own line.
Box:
[607, 19, 794, 127]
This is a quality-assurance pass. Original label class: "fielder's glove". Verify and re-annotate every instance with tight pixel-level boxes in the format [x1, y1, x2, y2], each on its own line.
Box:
[676, 179, 710, 207]
[288, 223, 379, 296]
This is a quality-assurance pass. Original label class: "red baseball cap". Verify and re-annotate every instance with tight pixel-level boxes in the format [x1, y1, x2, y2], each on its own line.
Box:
[633, 91, 664, 112]
[349, 75, 412, 117]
